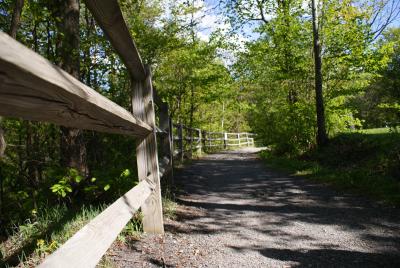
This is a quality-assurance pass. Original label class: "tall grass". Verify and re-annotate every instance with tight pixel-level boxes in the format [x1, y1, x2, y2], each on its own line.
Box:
[1, 204, 107, 266]
[1, 190, 178, 267]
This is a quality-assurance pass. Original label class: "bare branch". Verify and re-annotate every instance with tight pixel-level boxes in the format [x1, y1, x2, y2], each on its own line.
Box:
[368, 0, 400, 40]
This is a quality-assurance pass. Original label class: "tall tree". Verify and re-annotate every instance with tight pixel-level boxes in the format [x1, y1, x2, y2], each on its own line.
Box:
[9, 0, 24, 38]
[59, 0, 88, 176]
[1, 0, 26, 220]
[311, 0, 328, 146]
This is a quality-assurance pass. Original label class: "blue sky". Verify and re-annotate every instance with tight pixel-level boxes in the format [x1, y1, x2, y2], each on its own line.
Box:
[199, 0, 400, 41]
[193, 0, 261, 46]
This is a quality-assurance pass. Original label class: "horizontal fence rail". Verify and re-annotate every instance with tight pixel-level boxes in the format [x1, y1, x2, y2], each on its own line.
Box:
[0, 0, 257, 266]
[39, 180, 153, 268]
[0, 33, 152, 138]
[0, 0, 166, 265]
[171, 123, 255, 160]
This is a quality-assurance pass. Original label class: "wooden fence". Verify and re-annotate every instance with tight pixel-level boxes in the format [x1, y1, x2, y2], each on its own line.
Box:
[171, 124, 255, 160]
[0, 1, 254, 266]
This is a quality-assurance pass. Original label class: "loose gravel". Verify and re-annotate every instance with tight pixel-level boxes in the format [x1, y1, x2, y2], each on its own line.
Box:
[106, 148, 400, 268]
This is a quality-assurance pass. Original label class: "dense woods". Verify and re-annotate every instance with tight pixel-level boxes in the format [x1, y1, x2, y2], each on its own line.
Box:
[233, 0, 399, 153]
[0, 0, 243, 230]
[0, 0, 399, 266]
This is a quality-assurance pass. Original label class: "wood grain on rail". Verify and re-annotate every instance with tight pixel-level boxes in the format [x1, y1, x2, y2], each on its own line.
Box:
[0, 32, 151, 137]
[39, 180, 153, 268]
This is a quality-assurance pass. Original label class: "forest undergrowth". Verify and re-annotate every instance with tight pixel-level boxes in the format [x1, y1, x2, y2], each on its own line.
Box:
[261, 128, 400, 206]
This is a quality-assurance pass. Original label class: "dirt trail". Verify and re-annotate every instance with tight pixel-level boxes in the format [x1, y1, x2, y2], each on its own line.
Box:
[107, 148, 400, 267]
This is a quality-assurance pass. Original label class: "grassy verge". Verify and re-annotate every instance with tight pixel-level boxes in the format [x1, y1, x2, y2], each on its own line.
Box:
[0, 204, 108, 267]
[1, 195, 178, 267]
[260, 130, 400, 207]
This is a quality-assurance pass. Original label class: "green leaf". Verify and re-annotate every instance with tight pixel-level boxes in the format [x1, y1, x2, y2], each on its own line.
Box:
[17, 191, 29, 199]
[103, 184, 110, 191]
[75, 175, 83, 183]
[120, 169, 131, 178]
[68, 168, 79, 177]
[84, 185, 98, 192]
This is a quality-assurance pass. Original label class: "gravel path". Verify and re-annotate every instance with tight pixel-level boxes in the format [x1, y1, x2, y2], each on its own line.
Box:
[107, 148, 400, 267]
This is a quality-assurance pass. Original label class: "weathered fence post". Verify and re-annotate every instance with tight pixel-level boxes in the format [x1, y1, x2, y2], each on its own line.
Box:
[202, 131, 207, 151]
[246, 133, 249, 146]
[197, 129, 202, 156]
[238, 133, 241, 147]
[189, 127, 193, 158]
[178, 122, 184, 162]
[224, 132, 227, 149]
[131, 65, 164, 234]
[168, 117, 174, 175]
[159, 101, 173, 181]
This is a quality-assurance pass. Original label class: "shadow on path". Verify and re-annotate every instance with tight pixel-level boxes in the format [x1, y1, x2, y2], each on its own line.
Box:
[170, 148, 400, 267]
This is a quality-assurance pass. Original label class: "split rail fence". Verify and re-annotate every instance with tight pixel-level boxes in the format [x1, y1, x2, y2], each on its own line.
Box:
[171, 124, 255, 161]
[0, 1, 254, 266]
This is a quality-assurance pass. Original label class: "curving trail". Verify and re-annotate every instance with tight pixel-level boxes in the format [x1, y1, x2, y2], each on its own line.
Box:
[108, 148, 400, 267]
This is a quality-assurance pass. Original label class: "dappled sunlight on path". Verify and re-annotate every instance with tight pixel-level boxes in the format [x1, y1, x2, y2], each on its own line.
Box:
[170, 147, 400, 267]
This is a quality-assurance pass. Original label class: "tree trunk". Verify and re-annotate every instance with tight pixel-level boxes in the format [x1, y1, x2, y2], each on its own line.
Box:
[311, 0, 328, 146]
[1, 0, 25, 220]
[221, 101, 225, 131]
[0, 127, 4, 158]
[25, 122, 38, 210]
[59, 0, 88, 176]
[0, 127, 4, 219]
[9, 0, 24, 39]
[189, 85, 195, 157]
